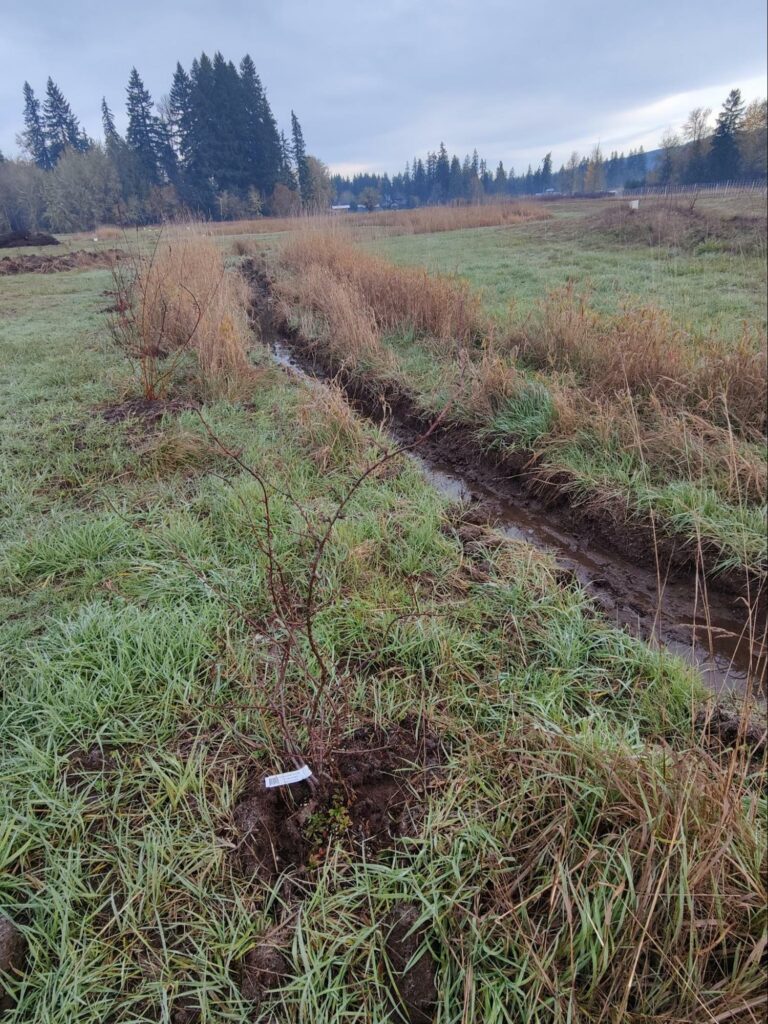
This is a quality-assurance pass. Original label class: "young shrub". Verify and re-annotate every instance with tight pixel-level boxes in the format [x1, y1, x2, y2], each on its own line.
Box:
[109, 224, 252, 400]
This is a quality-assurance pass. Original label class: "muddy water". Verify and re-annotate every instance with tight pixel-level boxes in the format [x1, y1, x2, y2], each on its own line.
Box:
[268, 339, 765, 695]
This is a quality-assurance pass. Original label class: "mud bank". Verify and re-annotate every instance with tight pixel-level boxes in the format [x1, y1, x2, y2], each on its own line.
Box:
[244, 262, 766, 694]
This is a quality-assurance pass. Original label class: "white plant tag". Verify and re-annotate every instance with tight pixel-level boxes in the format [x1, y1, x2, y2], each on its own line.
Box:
[263, 765, 313, 789]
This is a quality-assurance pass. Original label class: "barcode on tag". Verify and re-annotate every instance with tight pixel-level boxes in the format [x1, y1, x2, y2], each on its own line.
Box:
[263, 764, 313, 789]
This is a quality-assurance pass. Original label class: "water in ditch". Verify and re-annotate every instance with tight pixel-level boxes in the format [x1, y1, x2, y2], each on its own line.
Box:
[268, 337, 766, 696]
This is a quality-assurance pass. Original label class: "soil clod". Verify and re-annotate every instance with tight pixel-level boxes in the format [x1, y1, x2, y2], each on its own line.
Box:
[0, 916, 26, 1014]
[240, 941, 289, 1003]
[385, 904, 438, 1024]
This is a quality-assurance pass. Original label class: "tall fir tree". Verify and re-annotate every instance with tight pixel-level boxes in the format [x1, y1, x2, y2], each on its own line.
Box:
[435, 143, 450, 199]
[290, 111, 310, 204]
[43, 78, 87, 164]
[22, 82, 50, 169]
[101, 98, 121, 149]
[278, 130, 297, 188]
[125, 68, 174, 191]
[168, 63, 193, 158]
[709, 89, 745, 181]
[240, 54, 282, 196]
[182, 54, 218, 209]
[211, 52, 246, 193]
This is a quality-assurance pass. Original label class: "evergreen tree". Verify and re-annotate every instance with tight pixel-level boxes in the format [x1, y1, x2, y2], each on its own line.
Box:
[494, 161, 507, 194]
[291, 111, 310, 204]
[168, 63, 193, 158]
[211, 52, 247, 193]
[125, 68, 174, 191]
[541, 152, 553, 188]
[278, 130, 297, 189]
[22, 82, 50, 169]
[240, 55, 282, 195]
[709, 89, 745, 180]
[43, 78, 87, 164]
[434, 143, 450, 200]
[101, 98, 121, 149]
[413, 158, 427, 203]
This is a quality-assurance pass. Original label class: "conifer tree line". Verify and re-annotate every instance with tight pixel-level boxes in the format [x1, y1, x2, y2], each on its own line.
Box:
[1, 53, 329, 233]
[1, 80, 765, 234]
[334, 89, 766, 209]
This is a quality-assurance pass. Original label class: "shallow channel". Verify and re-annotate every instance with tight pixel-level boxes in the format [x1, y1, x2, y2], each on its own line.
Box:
[267, 336, 766, 696]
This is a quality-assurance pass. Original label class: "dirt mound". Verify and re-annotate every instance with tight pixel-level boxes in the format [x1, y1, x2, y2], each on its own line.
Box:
[590, 201, 767, 253]
[0, 230, 59, 249]
[0, 248, 125, 276]
[232, 718, 442, 882]
[100, 397, 199, 424]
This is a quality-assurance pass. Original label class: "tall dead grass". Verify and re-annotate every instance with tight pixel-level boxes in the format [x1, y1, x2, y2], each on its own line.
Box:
[517, 283, 768, 435]
[278, 230, 488, 345]
[211, 200, 548, 241]
[112, 225, 252, 399]
[591, 200, 768, 255]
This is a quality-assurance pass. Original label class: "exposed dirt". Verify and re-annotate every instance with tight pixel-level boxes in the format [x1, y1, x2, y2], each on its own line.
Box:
[0, 230, 59, 249]
[232, 718, 442, 883]
[385, 904, 438, 1024]
[239, 940, 289, 1005]
[100, 397, 199, 424]
[0, 248, 125, 276]
[696, 705, 767, 761]
[0, 915, 26, 1015]
[244, 261, 767, 694]
[63, 744, 119, 796]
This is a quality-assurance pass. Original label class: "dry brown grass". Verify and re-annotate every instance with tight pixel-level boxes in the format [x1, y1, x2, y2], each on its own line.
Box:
[113, 225, 253, 399]
[277, 262, 393, 373]
[209, 200, 548, 241]
[278, 230, 488, 345]
[517, 283, 768, 435]
[591, 200, 768, 255]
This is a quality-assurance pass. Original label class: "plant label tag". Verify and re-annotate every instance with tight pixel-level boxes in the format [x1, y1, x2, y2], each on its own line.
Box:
[263, 765, 313, 789]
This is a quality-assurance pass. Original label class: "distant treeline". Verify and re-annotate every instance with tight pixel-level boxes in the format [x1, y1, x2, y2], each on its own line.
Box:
[0, 79, 765, 233]
[0, 52, 332, 232]
[334, 90, 767, 209]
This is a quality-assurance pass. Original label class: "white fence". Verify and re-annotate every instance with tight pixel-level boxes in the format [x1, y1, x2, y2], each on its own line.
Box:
[622, 180, 767, 198]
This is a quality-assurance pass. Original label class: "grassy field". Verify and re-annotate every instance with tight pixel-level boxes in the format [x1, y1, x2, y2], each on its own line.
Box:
[0, 223, 766, 1021]
[370, 198, 768, 338]
[266, 200, 767, 583]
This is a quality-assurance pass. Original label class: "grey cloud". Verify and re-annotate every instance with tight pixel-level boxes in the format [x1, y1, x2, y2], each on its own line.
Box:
[1, 0, 765, 170]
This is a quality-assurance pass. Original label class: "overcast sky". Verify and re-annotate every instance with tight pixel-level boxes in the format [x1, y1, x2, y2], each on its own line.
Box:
[1, 0, 766, 174]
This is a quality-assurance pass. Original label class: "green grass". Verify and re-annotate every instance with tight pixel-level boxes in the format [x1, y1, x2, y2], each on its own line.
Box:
[267, 205, 766, 576]
[368, 204, 767, 340]
[0, 265, 764, 1022]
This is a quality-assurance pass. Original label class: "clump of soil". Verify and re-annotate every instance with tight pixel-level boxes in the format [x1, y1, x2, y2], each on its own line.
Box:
[0, 248, 125, 276]
[232, 718, 442, 882]
[240, 941, 289, 1005]
[100, 397, 199, 425]
[0, 915, 26, 1014]
[0, 230, 59, 249]
[696, 705, 767, 758]
[63, 744, 119, 795]
[385, 904, 438, 1024]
